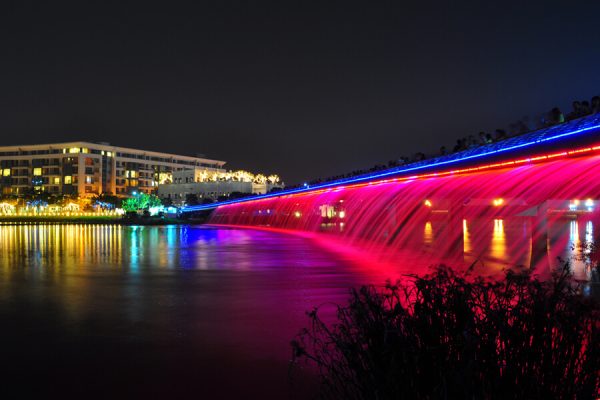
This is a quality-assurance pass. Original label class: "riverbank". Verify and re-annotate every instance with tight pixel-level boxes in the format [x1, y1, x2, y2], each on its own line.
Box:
[0, 216, 189, 225]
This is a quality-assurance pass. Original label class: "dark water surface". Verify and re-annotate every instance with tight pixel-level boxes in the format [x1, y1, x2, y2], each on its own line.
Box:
[0, 221, 594, 398]
[0, 225, 376, 399]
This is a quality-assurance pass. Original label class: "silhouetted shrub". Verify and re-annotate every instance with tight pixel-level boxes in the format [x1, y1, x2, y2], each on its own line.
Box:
[291, 265, 599, 399]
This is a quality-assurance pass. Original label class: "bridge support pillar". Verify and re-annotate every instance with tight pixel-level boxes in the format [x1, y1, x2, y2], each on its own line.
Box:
[530, 201, 550, 273]
[436, 199, 464, 266]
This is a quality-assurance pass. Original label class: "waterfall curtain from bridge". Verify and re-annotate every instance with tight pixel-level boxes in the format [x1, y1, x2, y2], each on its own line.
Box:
[179, 113, 600, 273]
[208, 155, 600, 271]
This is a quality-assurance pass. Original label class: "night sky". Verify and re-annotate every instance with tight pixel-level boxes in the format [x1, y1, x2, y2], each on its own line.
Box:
[1, 1, 599, 184]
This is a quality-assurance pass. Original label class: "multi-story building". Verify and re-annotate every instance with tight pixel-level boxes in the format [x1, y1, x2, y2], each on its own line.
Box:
[0, 142, 226, 197]
[157, 167, 283, 204]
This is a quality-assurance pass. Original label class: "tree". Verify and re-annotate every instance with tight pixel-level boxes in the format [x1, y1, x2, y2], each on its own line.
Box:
[122, 197, 138, 212]
[93, 193, 121, 209]
[121, 193, 162, 212]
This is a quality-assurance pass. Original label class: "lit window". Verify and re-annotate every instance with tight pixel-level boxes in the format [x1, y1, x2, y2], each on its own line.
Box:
[85, 176, 92, 184]
[53, 177, 60, 184]
[69, 147, 80, 154]
[82, 148, 89, 154]
[2, 169, 10, 177]
[64, 176, 72, 184]
[33, 168, 42, 176]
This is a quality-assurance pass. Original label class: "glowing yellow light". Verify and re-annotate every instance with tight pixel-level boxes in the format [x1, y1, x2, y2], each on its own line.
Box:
[338, 210, 346, 219]
[33, 168, 42, 176]
[492, 198, 504, 206]
[64, 203, 80, 212]
[158, 172, 172, 184]
[573, 199, 580, 206]
[294, 211, 301, 218]
[2, 169, 10, 177]
[491, 218, 506, 260]
[423, 221, 433, 245]
[424, 199, 432, 207]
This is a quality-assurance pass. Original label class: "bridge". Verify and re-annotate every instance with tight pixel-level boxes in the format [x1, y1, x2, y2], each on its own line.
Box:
[183, 114, 600, 270]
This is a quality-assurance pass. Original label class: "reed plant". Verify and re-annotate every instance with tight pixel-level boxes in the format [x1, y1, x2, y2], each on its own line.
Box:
[291, 265, 599, 399]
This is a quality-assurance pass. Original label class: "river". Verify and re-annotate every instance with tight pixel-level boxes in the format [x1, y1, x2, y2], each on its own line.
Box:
[0, 220, 594, 398]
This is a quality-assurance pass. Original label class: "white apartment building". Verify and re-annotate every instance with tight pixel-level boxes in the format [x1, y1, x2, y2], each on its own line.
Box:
[0, 142, 226, 197]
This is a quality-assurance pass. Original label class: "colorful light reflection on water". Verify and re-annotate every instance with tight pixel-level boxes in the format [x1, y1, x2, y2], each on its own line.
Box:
[0, 222, 595, 397]
[0, 224, 377, 398]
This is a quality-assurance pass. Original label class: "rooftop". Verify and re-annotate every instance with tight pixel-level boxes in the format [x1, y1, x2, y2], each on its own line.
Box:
[0, 141, 226, 166]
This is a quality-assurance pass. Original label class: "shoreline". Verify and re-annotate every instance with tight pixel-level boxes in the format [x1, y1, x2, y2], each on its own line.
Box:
[0, 216, 200, 225]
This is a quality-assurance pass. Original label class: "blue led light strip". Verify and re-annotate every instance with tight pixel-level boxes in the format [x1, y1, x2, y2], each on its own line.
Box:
[182, 116, 600, 212]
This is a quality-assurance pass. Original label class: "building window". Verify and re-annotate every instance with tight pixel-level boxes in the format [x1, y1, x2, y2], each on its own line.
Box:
[2, 169, 10, 177]
[85, 176, 92, 184]
[53, 177, 60, 184]
[33, 168, 42, 176]
[64, 176, 72, 184]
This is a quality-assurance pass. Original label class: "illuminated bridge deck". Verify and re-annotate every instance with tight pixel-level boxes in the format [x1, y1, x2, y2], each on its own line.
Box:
[182, 113, 600, 213]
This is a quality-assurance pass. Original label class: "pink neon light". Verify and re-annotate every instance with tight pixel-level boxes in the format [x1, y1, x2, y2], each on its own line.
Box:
[219, 143, 600, 209]
[209, 145, 600, 272]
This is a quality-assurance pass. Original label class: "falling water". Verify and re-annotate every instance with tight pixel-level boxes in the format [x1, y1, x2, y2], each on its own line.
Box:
[209, 155, 600, 277]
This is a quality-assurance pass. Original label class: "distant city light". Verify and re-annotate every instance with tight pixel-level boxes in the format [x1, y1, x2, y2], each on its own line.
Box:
[338, 210, 346, 219]
[424, 199, 432, 207]
[294, 211, 301, 218]
[492, 198, 504, 207]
